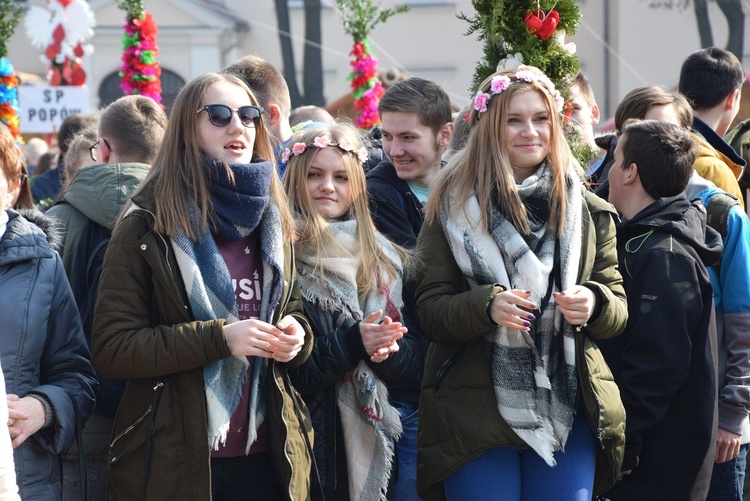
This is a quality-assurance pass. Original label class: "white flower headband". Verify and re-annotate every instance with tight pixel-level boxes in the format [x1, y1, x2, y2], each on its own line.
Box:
[472, 69, 565, 118]
[281, 135, 369, 164]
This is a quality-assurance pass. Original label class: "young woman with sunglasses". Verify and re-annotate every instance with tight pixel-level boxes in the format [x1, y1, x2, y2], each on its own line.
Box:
[92, 72, 313, 501]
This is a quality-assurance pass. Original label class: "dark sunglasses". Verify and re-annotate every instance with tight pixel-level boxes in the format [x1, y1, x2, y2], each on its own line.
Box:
[197, 104, 264, 128]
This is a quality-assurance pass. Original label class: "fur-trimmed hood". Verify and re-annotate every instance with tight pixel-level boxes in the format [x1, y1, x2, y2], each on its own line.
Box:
[17, 208, 64, 253]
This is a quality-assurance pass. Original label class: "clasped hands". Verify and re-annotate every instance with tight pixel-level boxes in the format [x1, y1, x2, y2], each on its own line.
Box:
[488, 286, 597, 331]
[224, 315, 305, 363]
[6, 394, 46, 448]
[359, 310, 407, 363]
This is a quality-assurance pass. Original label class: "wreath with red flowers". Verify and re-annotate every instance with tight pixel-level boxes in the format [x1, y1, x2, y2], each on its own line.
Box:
[117, 0, 162, 104]
[336, 0, 407, 129]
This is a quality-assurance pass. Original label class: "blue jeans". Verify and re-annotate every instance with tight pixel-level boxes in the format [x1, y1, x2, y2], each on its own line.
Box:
[708, 443, 749, 501]
[393, 400, 420, 501]
[443, 410, 596, 501]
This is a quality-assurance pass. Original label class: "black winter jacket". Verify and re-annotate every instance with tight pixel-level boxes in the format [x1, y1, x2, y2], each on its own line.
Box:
[599, 195, 722, 500]
[289, 296, 427, 499]
[366, 161, 424, 249]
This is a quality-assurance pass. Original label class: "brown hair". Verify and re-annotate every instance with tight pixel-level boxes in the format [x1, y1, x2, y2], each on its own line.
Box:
[99, 95, 167, 164]
[620, 120, 698, 199]
[221, 55, 291, 118]
[378, 77, 452, 135]
[0, 124, 24, 208]
[615, 86, 693, 131]
[133, 72, 294, 241]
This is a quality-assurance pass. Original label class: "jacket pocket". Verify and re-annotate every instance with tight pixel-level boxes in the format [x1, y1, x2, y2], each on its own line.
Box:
[108, 382, 164, 499]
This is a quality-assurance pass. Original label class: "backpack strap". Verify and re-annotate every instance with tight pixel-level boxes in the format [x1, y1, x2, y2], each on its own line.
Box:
[705, 191, 740, 237]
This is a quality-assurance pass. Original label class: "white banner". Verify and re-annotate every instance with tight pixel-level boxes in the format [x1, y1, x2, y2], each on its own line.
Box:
[17, 86, 90, 134]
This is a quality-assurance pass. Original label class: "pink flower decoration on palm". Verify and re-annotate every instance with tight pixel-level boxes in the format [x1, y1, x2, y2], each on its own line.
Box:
[292, 142, 307, 155]
[313, 136, 331, 148]
[473, 92, 491, 113]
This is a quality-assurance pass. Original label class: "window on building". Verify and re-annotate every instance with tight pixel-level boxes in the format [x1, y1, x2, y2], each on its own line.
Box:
[97, 68, 186, 114]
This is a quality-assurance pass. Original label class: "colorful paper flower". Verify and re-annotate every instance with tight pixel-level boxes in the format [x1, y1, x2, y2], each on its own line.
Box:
[292, 142, 307, 155]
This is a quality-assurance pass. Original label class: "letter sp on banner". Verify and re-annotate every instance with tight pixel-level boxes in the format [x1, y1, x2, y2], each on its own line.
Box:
[17, 86, 90, 134]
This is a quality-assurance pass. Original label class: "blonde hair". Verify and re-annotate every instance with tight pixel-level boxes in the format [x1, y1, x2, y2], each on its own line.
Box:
[283, 120, 406, 295]
[131, 72, 295, 241]
[426, 66, 573, 235]
[64, 127, 98, 182]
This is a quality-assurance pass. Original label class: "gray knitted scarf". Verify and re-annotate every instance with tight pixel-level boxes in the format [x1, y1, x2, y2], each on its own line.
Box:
[296, 219, 403, 501]
[439, 163, 582, 465]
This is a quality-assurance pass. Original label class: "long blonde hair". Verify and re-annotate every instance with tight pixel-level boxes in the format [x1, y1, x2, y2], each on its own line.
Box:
[426, 66, 573, 235]
[130, 72, 295, 241]
[283, 121, 406, 295]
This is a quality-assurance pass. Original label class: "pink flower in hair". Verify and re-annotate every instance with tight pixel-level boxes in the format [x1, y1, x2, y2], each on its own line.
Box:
[313, 136, 331, 148]
[281, 148, 291, 164]
[357, 147, 369, 163]
[338, 138, 353, 152]
[473, 92, 491, 113]
[515, 69, 536, 83]
[490, 75, 511, 94]
[292, 142, 307, 155]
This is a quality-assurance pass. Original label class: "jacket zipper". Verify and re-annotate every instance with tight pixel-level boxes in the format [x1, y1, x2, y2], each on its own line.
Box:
[273, 363, 296, 500]
[109, 381, 165, 457]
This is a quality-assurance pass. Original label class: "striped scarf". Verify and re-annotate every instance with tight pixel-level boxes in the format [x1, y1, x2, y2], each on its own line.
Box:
[439, 163, 582, 466]
[296, 219, 403, 501]
[171, 158, 285, 452]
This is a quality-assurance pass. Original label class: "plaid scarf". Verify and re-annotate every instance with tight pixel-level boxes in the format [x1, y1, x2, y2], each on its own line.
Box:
[439, 163, 582, 466]
[296, 219, 403, 501]
[171, 158, 285, 452]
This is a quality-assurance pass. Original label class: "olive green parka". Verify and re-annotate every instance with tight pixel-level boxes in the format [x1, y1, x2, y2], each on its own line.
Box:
[415, 190, 628, 499]
[92, 184, 314, 500]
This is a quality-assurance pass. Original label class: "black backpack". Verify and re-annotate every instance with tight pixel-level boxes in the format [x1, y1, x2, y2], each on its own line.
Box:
[68, 218, 125, 418]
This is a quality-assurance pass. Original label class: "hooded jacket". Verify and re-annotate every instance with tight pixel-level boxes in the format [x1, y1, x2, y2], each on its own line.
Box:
[46, 162, 150, 278]
[691, 117, 746, 205]
[91, 182, 314, 500]
[0, 210, 97, 499]
[415, 190, 628, 500]
[685, 174, 750, 444]
[599, 195, 722, 501]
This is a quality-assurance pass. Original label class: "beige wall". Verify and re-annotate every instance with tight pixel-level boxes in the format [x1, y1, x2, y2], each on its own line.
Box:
[4, 0, 747, 122]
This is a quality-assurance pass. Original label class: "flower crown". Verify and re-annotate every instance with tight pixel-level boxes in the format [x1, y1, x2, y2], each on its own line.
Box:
[281, 135, 369, 164]
[472, 69, 565, 118]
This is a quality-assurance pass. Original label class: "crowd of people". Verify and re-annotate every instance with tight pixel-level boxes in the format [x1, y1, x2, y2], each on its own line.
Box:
[0, 45, 748, 501]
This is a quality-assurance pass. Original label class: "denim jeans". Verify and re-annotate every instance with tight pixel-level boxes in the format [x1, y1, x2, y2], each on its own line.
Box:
[61, 454, 108, 501]
[393, 400, 420, 501]
[708, 443, 749, 501]
[443, 410, 596, 501]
